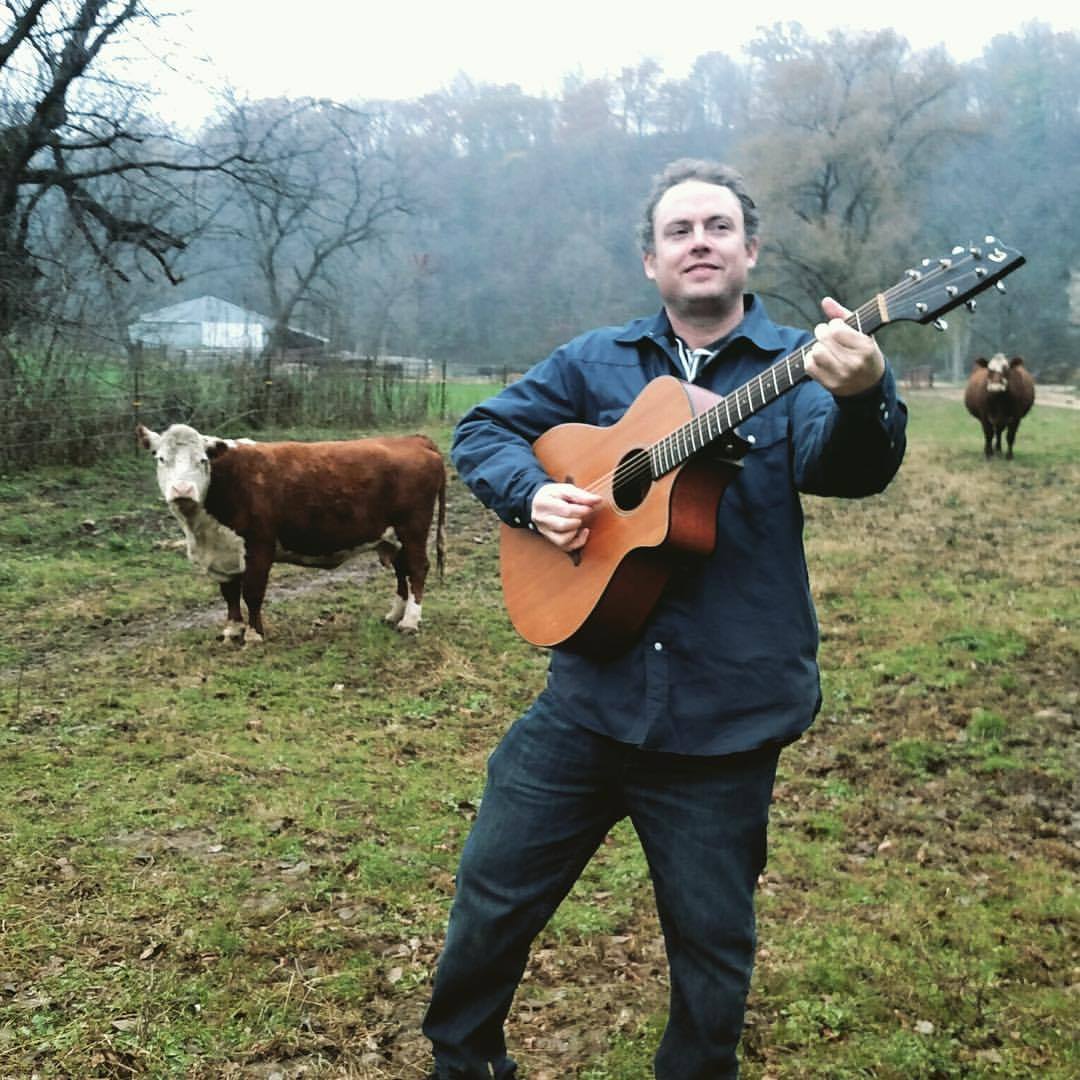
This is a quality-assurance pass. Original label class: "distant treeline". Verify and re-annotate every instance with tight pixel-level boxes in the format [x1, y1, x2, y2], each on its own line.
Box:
[4, 14, 1078, 421]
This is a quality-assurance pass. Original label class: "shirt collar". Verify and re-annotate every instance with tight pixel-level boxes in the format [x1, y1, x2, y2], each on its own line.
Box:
[615, 295, 792, 361]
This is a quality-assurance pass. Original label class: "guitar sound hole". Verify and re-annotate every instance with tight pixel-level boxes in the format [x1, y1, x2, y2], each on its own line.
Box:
[612, 448, 652, 511]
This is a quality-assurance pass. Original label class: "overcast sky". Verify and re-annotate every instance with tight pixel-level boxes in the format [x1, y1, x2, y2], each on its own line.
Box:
[128, 1, 1073, 132]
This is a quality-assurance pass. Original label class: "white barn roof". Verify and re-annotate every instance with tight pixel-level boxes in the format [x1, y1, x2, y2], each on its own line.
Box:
[130, 295, 328, 350]
[136, 296, 270, 327]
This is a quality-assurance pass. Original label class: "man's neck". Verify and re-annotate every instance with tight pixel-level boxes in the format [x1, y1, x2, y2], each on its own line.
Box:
[666, 297, 747, 350]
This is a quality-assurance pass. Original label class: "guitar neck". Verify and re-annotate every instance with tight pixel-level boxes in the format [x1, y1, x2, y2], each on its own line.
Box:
[650, 296, 889, 477]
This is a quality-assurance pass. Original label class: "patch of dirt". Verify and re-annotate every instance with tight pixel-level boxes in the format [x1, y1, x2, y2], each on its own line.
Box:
[0, 555, 389, 682]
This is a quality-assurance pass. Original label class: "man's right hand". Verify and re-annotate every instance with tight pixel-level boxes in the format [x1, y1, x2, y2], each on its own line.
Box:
[530, 483, 603, 552]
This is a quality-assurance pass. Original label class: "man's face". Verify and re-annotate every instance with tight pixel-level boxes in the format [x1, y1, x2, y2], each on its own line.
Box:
[642, 180, 759, 318]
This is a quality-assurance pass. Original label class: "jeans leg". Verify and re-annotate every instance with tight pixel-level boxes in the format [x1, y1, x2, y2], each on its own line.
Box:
[626, 745, 780, 1080]
[423, 697, 622, 1076]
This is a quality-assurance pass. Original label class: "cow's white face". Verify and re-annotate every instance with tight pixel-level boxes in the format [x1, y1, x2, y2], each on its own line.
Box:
[137, 424, 234, 515]
[986, 353, 1010, 394]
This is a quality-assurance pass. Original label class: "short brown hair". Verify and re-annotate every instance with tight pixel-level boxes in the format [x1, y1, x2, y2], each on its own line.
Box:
[638, 159, 759, 253]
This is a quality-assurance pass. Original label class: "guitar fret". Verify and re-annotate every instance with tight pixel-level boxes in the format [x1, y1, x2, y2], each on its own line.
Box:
[647, 336, 821, 480]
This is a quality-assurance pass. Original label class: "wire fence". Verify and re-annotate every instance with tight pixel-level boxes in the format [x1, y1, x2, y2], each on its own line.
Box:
[0, 346, 499, 470]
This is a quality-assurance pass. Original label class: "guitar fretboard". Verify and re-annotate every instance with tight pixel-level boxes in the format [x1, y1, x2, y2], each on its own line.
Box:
[648, 299, 887, 478]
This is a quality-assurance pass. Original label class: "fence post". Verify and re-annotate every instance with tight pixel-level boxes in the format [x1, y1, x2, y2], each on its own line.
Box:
[263, 348, 274, 428]
[130, 341, 143, 453]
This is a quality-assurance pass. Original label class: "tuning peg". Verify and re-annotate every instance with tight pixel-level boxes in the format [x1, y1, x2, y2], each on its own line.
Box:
[905, 268, 922, 281]
[933, 318, 949, 331]
[965, 299, 977, 313]
[995, 281, 1007, 294]
[951, 245, 965, 256]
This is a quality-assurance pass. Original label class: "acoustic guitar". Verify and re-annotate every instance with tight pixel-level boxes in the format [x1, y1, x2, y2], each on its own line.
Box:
[498, 238, 1026, 659]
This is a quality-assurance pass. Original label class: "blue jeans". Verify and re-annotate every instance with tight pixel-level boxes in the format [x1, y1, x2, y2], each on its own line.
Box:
[422, 695, 781, 1079]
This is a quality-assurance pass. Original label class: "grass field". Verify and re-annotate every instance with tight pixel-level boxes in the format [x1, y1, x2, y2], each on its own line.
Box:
[0, 393, 1076, 1078]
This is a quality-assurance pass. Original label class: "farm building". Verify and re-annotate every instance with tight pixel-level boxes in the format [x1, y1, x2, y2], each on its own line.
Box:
[128, 296, 327, 354]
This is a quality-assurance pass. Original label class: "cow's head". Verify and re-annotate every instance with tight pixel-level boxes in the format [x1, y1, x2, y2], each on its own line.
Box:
[976, 353, 1023, 394]
[136, 424, 248, 516]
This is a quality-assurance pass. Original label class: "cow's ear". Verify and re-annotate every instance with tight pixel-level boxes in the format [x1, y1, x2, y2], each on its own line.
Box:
[203, 437, 233, 460]
[974, 357, 989, 369]
[1009, 356, 1025, 368]
[136, 424, 160, 451]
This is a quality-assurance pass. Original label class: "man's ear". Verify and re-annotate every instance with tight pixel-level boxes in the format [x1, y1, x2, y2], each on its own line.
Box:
[642, 250, 657, 282]
[745, 236, 760, 269]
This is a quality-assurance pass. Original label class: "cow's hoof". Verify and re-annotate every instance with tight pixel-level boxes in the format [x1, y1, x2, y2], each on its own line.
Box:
[395, 621, 420, 635]
[243, 628, 265, 645]
[220, 622, 246, 642]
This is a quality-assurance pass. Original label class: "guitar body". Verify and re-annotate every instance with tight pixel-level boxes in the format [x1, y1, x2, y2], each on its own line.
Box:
[499, 376, 744, 658]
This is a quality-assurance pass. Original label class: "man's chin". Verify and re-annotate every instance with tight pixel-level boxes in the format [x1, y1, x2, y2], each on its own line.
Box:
[676, 290, 741, 315]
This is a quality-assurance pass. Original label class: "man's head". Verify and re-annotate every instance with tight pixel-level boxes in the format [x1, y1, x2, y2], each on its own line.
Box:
[638, 159, 759, 254]
[639, 159, 760, 324]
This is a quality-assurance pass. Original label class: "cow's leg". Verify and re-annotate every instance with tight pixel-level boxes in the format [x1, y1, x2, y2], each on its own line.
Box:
[240, 545, 274, 644]
[393, 535, 430, 633]
[981, 419, 994, 458]
[219, 577, 246, 642]
[377, 539, 408, 626]
[1005, 419, 1020, 460]
[383, 547, 413, 628]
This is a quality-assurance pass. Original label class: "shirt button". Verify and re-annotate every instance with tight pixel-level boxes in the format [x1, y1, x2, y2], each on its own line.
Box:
[882, 410, 890, 420]
[653, 641, 663, 651]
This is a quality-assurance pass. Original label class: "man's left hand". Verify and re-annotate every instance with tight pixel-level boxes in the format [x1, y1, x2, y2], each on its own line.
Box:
[806, 296, 885, 397]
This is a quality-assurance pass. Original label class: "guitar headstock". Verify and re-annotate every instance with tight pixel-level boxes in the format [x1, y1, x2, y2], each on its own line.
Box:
[884, 237, 1025, 327]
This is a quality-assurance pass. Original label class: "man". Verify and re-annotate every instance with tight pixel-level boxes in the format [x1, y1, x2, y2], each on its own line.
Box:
[423, 159, 908, 1079]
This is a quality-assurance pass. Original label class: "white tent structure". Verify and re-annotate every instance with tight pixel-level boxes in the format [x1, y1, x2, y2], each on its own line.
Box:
[129, 296, 327, 352]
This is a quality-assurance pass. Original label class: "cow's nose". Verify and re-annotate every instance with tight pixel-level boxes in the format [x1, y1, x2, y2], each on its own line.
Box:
[167, 481, 198, 501]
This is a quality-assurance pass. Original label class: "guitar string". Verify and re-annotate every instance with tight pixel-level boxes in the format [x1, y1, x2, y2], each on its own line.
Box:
[567, 259, 964, 506]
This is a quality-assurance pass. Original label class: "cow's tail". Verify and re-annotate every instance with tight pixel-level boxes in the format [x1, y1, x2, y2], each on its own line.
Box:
[435, 469, 447, 582]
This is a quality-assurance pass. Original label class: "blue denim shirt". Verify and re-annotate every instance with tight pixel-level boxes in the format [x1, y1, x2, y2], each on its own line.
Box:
[452, 297, 908, 755]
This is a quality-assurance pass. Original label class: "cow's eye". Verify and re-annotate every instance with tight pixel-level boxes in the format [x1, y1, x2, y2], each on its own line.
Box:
[156, 454, 166, 464]
[199, 457, 210, 467]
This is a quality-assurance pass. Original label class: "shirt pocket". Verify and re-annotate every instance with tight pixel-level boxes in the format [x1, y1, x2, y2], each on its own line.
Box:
[730, 411, 793, 512]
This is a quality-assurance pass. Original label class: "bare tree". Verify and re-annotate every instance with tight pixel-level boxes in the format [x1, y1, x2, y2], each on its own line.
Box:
[0, 0, 245, 342]
[741, 25, 976, 326]
[210, 97, 412, 355]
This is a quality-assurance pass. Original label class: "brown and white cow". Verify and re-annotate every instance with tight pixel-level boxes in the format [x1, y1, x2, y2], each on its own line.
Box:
[137, 423, 446, 643]
[963, 354, 1036, 459]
